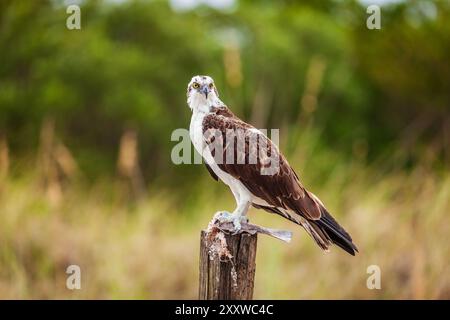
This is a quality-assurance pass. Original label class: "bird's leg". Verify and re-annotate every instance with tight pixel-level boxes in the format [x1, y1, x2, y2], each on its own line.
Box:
[215, 197, 250, 233]
[233, 198, 251, 232]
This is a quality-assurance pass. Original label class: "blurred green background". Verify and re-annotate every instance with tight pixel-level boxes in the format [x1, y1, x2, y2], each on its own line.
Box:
[0, 0, 449, 299]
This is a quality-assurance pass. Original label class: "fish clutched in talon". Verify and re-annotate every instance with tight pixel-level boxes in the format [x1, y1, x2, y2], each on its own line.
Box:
[213, 211, 249, 234]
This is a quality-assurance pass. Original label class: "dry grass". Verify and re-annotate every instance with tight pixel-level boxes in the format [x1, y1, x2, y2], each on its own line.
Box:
[0, 159, 449, 299]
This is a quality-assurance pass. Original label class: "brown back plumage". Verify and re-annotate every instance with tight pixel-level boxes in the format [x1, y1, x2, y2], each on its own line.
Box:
[202, 105, 358, 255]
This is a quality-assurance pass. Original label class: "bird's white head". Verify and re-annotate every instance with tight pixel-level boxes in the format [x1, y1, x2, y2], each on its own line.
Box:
[187, 75, 221, 113]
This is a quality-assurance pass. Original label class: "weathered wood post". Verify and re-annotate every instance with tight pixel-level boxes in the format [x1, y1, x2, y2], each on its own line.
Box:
[199, 230, 258, 300]
[198, 217, 291, 300]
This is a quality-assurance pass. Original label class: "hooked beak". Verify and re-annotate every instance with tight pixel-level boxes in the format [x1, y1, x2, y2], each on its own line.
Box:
[200, 85, 210, 99]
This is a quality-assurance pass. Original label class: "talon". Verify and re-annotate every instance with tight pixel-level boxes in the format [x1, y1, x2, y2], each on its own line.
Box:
[212, 211, 249, 234]
[214, 211, 232, 223]
[232, 219, 242, 233]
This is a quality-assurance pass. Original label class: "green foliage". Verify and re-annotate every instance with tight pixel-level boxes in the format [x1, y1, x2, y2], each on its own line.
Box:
[0, 0, 448, 183]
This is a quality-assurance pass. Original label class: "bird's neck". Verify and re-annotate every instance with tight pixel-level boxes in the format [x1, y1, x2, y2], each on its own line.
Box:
[188, 95, 223, 115]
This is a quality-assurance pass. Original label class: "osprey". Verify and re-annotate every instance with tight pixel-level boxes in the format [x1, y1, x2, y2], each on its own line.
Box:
[188, 75, 358, 255]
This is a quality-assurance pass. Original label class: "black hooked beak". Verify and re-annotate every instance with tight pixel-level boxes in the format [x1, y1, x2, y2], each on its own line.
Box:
[200, 85, 210, 99]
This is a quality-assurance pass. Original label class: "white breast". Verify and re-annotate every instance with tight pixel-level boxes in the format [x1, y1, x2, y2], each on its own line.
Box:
[189, 110, 221, 172]
[189, 110, 206, 155]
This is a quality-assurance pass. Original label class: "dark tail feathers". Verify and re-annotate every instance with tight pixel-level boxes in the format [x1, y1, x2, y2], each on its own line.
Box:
[313, 209, 358, 256]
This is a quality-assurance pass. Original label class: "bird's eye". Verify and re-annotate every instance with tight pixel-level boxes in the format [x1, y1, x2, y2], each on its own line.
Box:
[209, 83, 214, 89]
[192, 82, 200, 89]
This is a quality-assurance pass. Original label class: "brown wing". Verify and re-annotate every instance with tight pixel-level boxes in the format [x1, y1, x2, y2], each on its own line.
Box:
[202, 106, 358, 255]
[202, 108, 322, 220]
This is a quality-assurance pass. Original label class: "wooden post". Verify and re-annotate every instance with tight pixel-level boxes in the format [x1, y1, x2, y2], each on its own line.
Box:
[199, 230, 257, 300]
